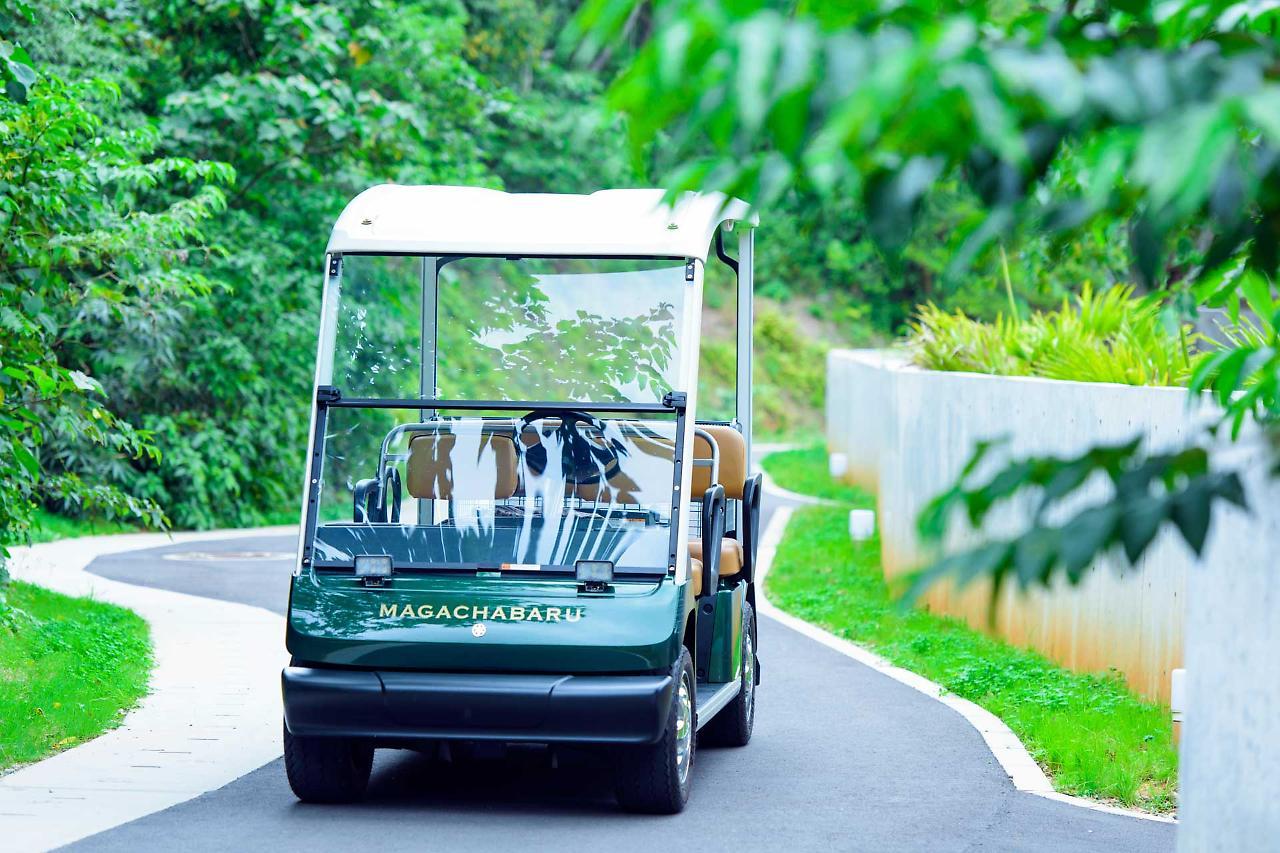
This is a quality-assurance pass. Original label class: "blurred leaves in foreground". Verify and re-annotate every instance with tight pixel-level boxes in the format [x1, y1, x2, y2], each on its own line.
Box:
[573, 0, 1280, 589]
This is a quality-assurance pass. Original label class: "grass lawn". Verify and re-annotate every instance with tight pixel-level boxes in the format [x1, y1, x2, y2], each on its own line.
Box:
[760, 444, 866, 503]
[762, 445, 1179, 814]
[0, 580, 152, 771]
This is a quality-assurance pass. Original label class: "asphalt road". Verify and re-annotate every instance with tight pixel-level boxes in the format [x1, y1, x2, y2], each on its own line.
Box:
[70, 498, 1176, 852]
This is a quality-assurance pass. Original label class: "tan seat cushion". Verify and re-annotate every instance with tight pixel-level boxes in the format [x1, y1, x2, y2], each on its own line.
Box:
[690, 558, 704, 597]
[406, 432, 518, 500]
[688, 537, 743, 576]
[692, 425, 747, 500]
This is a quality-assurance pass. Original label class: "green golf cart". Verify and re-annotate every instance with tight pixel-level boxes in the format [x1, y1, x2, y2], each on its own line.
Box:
[282, 186, 761, 814]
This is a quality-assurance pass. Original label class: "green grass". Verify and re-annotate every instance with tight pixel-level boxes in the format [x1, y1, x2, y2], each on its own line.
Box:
[762, 451, 1179, 814]
[0, 581, 152, 770]
[760, 444, 869, 503]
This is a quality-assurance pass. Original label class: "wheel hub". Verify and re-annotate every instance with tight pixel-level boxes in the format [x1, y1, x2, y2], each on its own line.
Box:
[675, 672, 693, 784]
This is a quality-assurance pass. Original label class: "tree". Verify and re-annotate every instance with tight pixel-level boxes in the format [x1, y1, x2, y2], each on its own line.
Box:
[0, 0, 232, 575]
[572, 0, 1280, 594]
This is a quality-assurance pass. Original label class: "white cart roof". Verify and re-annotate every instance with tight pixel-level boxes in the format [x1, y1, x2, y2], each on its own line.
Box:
[326, 185, 757, 261]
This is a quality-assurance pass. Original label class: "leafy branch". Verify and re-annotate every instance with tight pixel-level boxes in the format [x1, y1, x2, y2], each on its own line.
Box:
[911, 437, 1248, 603]
[574, 0, 1280, 595]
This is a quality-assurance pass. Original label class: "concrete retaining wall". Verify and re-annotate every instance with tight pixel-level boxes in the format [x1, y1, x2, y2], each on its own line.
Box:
[825, 348, 1279, 845]
[827, 349, 1202, 702]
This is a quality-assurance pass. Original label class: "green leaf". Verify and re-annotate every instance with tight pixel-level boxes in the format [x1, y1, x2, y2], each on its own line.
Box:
[1014, 526, 1058, 589]
[1120, 494, 1169, 564]
[1058, 504, 1120, 583]
[1239, 270, 1277, 321]
[1170, 479, 1214, 556]
[10, 439, 38, 479]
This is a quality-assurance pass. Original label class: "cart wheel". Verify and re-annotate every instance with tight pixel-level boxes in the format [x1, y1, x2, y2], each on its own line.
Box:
[615, 648, 696, 814]
[700, 601, 756, 747]
[283, 722, 373, 803]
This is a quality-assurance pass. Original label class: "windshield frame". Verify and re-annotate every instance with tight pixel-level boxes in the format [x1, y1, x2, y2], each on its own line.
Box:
[319, 252, 701, 407]
[296, 252, 707, 585]
[300, 398, 691, 581]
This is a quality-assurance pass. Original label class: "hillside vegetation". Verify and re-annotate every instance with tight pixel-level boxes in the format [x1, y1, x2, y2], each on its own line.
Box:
[1, 0, 1133, 547]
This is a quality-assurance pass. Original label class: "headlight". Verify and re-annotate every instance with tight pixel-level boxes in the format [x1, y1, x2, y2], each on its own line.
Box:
[354, 554, 394, 587]
[575, 560, 613, 592]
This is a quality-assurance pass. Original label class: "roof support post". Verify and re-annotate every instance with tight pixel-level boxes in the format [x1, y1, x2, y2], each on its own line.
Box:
[296, 254, 343, 575]
[418, 257, 441, 526]
[736, 228, 754, 469]
[420, 257, 439, 410]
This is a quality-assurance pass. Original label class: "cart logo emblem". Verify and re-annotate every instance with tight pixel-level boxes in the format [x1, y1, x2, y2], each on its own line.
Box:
[471, 623, 487, 638]
[378, 602, 584, 623]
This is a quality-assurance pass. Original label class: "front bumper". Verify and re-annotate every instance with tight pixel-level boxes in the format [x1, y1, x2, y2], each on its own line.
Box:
[282, 666, 675, 745]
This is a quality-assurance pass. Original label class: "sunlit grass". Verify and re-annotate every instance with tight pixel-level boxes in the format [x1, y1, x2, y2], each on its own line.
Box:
[760, 444, 869, 504]
[763, 451, 1178, 813]
[0, 581, 152, 771]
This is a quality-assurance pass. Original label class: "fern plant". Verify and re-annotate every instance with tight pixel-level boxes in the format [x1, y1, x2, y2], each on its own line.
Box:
[907, 285, 1200, 387]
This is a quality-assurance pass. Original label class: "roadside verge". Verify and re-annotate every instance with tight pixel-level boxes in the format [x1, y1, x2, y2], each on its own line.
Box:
[754, 503, 1174, 825]
[1, 528, 293, 852]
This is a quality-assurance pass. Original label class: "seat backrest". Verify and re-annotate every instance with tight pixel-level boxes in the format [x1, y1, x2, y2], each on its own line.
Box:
[573, 429, 676, 504]
[692, 424, 746, 500]
[406, 432, 518, 500]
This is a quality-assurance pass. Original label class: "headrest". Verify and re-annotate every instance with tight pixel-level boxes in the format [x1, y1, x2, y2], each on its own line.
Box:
[406, 432, 518, 500]
[692, 425, 746, 500]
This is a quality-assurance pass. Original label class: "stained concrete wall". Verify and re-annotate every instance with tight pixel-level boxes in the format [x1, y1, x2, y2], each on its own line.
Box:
[826, 349, 1280, 845]
[827, 349, 1200, 702]
[1178, 461, 1280, 849]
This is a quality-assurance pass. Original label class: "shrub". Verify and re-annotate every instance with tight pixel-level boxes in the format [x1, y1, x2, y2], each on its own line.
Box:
[907, 285, 1200, 387]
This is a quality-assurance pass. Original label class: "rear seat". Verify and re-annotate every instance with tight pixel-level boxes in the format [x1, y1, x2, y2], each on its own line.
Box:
[688, 424, 747, 581]
[406, 432, 519, 500]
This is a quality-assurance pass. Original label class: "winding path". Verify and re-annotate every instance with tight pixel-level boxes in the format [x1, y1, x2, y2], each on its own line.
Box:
[64, 492, 1175, 852]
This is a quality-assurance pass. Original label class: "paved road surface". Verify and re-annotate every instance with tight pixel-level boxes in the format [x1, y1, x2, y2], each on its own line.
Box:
[71, 496, 1175, 852]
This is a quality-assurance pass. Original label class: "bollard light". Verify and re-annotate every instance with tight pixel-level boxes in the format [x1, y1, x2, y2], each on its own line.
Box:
[848, 509, 875, 541]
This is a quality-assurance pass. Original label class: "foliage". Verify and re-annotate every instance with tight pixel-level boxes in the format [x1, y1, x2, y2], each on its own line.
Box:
[575, 0, 1280, 590]
[762, 458, 1177, 812]
[755, 179, 1134, 338]
[910, 284, 1200, 386]
[0, 2, 35, 102]
[18, 508, 140, 545]
[1191, 271, 1280, 439]
[577, 0, 1280, 286]
[0, 34, 230, 575]
[0, 580, 151, 770]
[913, 438, 1246, 604]
[5, 0, 640, 533]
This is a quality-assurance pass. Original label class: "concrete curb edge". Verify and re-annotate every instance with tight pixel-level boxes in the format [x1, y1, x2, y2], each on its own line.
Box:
[754, 504, 1176, 826]
[1, 526, 297, 851]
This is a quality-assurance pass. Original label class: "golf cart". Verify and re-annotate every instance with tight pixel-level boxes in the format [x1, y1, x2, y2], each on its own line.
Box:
[282, 186, 761, 814]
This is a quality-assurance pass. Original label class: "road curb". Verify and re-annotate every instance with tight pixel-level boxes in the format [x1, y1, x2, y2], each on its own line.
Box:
[1, 527, 295, 852]
[754, 504, 1176, 826]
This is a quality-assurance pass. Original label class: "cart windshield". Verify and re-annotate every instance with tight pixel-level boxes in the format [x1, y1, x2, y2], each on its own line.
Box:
[330, 255, 692, 404]
[312, 410, 679, 574]
[306, 253, 696, 575]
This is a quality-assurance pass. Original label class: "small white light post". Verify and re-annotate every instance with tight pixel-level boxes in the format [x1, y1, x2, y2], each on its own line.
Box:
[829, 452, 848, 479]
[849, 509, 875, 541]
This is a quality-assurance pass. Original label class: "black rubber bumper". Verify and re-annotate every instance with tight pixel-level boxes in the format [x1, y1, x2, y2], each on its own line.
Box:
[282, 666, 675, 745]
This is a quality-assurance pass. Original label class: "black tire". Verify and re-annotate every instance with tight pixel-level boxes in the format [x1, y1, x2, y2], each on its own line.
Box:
[700, 601, 756, 747]
[283, 722, 374, 803]
[614, 648, 696, 814]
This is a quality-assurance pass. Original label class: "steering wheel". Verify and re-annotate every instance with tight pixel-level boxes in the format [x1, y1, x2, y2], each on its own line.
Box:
[519, 409, 625, 486]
